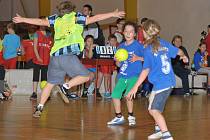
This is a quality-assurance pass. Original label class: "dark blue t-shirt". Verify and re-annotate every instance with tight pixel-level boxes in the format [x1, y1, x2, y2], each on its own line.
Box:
[193, 51, 204, 71]
[118, 40, 144, 79]
[143, 38, 179, 91]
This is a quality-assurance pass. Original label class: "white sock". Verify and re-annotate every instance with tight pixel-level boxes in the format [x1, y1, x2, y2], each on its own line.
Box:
[37, 104, 44, 109]
[155, 125, 161, 132]
[63, 83, 70, 89]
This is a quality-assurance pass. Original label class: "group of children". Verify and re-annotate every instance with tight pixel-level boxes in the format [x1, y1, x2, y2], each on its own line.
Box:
[11, 1, 193, 140]
[82, 34, 119, 98]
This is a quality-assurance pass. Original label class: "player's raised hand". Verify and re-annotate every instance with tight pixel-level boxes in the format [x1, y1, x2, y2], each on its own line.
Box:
[13, 14, 25, 23]
[113, 9, 125, 18]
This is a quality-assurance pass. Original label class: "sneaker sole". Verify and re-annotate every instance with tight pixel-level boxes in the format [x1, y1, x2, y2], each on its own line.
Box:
[33, 111, 41, 118]
[30, 98, 37, 101]
[129, 123, 136, 126]
[148, 134, 162, 140]
[68, 96, 80, 100]
[59, 91, 70, 103]
[148, 137, 162, 140]
[57, 87, 70, 104]
[107, 120, 125, 125]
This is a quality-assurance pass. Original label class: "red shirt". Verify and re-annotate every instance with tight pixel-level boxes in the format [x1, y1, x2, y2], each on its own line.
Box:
[0, 51, 4, 65]
[84, 48, 95, 69]
[205, 34, 210, 56]
[138, 28, 144, 44]
[22, 40, 35, 62]
[33, 31, 52, 65]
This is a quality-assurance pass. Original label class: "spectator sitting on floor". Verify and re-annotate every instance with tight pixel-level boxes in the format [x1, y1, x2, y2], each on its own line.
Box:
[0, 65, 12, 100]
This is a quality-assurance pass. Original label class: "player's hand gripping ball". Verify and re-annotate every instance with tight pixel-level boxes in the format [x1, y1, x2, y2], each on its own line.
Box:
[40, 81, 47, 90]
[114, 48, 128, 62]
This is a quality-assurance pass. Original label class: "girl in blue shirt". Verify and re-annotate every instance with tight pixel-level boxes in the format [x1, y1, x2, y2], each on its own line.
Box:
[193, 42, 210, 93]
[127, 19, 188, 140]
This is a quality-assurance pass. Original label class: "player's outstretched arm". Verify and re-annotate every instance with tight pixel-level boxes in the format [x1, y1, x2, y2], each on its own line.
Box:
[86, 9, 125, 25]
[13, 14, 49, 26]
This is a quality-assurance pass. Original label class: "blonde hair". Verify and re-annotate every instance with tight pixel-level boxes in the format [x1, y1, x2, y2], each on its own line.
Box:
[142, 19, 161, 53]
[56, 1, 76, 15]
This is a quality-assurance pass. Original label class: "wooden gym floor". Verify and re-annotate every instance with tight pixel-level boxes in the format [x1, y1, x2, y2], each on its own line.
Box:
[0, 93, 210, 140]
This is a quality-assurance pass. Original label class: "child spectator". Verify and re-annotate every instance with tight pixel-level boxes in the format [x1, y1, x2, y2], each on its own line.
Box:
[83, 35, 97, 96]
[114, 18, 125, 43]
[82, 4, 105, 46]
[193, 42, 210, 94]
[107, 22, 144, 126]
[21, 25, 37, 69]
[2, 23, 21, 69]
[96, 34, 118, 98]
[137, 17, 148, 44]
[30, 17, 53, 100]
[204, 25, 210, 66]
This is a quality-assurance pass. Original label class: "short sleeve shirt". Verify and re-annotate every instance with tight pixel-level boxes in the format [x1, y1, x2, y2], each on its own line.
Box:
[143, 38, 179, 91]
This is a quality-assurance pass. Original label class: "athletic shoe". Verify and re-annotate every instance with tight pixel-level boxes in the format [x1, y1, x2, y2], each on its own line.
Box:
[128, 115, 136, 126]
[148, 131, 162, 139]
[107, 116, 125, 125]
[67, 93, 80, 100]
[184, 92, 191, 96]
[33, 105, 43, 118]
[104, 92, 112, 99]
[160, 136, 174, 140]
[97, 92, 102, 97]
[82, 88, 88, 97]
[30, 92, 37, 100]
[58, 85, 70, 103]
[96, 89, 102, 97]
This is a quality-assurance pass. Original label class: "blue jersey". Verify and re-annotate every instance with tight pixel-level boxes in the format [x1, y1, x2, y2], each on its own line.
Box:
[118, 40, 144, 79]
[193, 51, 204, 71]
[2, 34, 20, 59]
[143, 38, 179, 91]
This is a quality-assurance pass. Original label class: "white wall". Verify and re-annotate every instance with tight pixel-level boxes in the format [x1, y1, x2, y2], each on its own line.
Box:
[0, 0, 39, 21]
[138, 0, 210, 61]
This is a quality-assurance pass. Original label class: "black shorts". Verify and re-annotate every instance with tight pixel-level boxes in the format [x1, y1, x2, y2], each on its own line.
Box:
[33, 64, 48, 82]
[25, 59, 34, 69]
